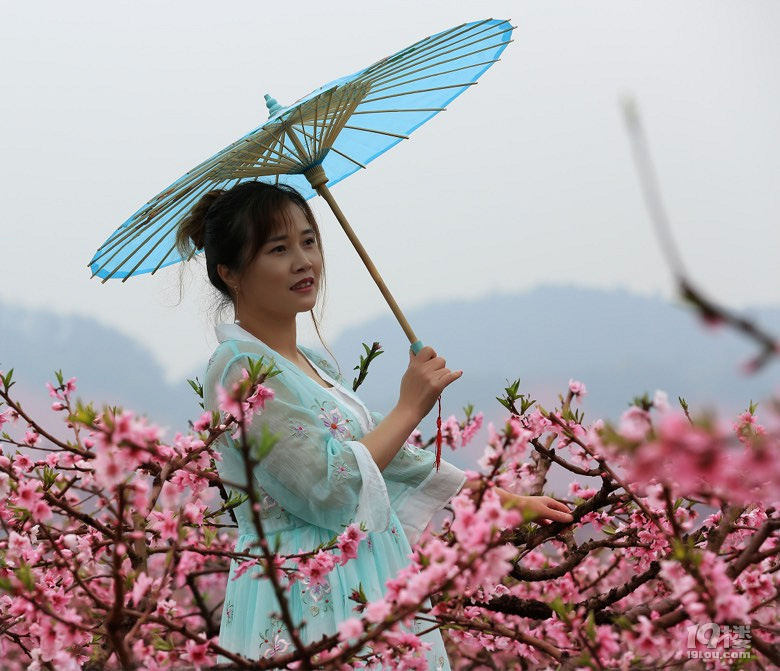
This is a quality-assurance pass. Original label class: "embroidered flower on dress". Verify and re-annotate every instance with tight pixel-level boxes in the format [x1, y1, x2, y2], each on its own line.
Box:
[261, 633, 289, 659]
[301, 579, 333, 618]
[253, 485, 290, 524]
[259, 620, 289, 659]
[332, 460, 352, 480]
[320, 408, 349, 439]
[260, 492, 279, 519]
[288, 418, 309, 439]
[309, 581, 331, 603]
[224, 600, 234, 626]
[317, 359, 343, 383]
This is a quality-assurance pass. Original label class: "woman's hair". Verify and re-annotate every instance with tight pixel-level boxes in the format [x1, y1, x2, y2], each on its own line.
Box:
[176, 181, 323, 302]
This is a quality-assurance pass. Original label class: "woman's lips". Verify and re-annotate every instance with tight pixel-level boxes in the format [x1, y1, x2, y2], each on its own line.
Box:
[290, 278, 315, 291]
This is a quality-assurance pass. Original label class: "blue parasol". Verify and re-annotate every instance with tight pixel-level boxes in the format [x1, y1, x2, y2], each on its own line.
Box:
[89, 18, 514, 350]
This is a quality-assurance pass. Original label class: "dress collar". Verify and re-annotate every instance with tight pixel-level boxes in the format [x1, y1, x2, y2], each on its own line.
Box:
[215, 322, 337, 389]
[215, 322, 254, 344]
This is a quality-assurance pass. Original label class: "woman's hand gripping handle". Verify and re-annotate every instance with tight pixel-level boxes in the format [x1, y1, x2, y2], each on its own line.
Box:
[359, 345, 462, 471]
[397, 345, 462, 420]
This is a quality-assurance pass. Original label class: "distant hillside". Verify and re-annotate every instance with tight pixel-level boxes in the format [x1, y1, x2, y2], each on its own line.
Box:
[329, 286, 780, 431]
[0, 302, 198, 430]
[2, 288, 778, 459]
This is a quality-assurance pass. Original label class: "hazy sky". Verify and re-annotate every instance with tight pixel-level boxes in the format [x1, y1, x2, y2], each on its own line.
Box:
[2, 1, 778, 381]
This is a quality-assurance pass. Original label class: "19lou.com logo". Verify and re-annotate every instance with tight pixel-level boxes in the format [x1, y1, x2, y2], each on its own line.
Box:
[686, 623, 752, 660]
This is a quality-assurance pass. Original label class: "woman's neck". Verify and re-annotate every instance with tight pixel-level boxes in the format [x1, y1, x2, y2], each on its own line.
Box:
[235, 314, 299, 361]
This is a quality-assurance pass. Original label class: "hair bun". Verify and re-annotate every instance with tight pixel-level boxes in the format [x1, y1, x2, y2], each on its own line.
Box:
[176, 190, 224, 255]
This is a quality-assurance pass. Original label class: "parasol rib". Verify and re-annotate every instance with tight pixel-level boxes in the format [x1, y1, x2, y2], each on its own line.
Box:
[352, 108, 445, 115]
[149, 242, 180, 275]
[362, 83, 476, 105]
[341, 126, 409, 140]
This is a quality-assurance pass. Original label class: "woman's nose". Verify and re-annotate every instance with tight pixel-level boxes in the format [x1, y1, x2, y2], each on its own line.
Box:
[292, 247, 313, 271]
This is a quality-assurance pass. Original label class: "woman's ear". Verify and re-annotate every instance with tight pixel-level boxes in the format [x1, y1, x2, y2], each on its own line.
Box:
[217, 264, 236, 290]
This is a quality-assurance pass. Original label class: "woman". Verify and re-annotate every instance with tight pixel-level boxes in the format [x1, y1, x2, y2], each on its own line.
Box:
[178, 181, 572, 667]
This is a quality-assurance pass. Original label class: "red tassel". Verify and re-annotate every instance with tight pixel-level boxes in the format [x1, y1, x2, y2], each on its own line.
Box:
[435, 396, 442, 471]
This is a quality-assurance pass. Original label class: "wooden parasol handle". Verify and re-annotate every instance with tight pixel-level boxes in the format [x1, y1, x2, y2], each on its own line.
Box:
[304, 165, 422, 352]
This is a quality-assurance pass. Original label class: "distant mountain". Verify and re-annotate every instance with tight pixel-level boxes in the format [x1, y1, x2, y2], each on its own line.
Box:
[328, 285, 780, 431]
[0, 302, 198, 430]
[2, 287, 778, 462]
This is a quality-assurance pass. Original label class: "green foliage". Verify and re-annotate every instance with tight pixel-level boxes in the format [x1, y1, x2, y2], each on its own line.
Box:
[202, 525, 218, 547]
[497, 378, 536, 416]
[671, 536, 699, 562]
[584, 609, 597, 642]
[548, 596, 572, 620]
[40, 465, 58, 490]
[70, 400, 98, 427]
[14, 563, 35, 591]
[188, 376, 204, 410]
[349, 583, 368, 606]
[243, 355, 279, 383]
[1, 368, 14, 391]
[352, 342, 383, 392]
[561, 406, 585, 424]
[205, 490, 249, 520]
[250, 425, 279, 463]
[630, 393, 653, 411]
[152, 635, 175, 652]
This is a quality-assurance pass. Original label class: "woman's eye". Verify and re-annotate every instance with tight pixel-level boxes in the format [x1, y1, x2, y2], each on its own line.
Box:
[270, 245, 286, 254]
[303, 237, 317, 247]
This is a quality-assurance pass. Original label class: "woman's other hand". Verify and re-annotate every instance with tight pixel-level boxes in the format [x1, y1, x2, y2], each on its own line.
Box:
[398, 346, 462, 421]
[501, 491, 574, 524]
[461, 481, 574, 524]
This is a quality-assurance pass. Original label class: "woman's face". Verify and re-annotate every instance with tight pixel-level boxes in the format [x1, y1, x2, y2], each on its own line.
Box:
[233, 203, 323, 323]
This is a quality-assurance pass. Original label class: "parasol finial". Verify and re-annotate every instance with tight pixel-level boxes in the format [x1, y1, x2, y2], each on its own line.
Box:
[264, 94, 283, 118]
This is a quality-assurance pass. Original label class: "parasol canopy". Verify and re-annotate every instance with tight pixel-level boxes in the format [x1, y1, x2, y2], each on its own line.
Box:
[89, 18, 514, 349]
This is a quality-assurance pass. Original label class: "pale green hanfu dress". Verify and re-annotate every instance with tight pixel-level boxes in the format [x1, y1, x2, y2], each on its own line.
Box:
[204, 324, 465, 668]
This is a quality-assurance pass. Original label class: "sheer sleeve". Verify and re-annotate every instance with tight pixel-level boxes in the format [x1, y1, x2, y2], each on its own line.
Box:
[370, 412, 466, 544]
[207, 345, 391, 535]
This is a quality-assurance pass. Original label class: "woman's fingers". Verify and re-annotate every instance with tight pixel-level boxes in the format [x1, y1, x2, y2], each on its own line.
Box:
[429, 356, 446, 369]
[409, 347, 460, 386]
[400, 345, 462, 417]
[495, 490, 574, 524]
[537, 497, 574, 523]
[411, 346, 437, 362]
[543, 505, 574, 523]
[437, 368, 463, 389]
[542, 497, 572, 513]
[508, 494, 574, 524]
